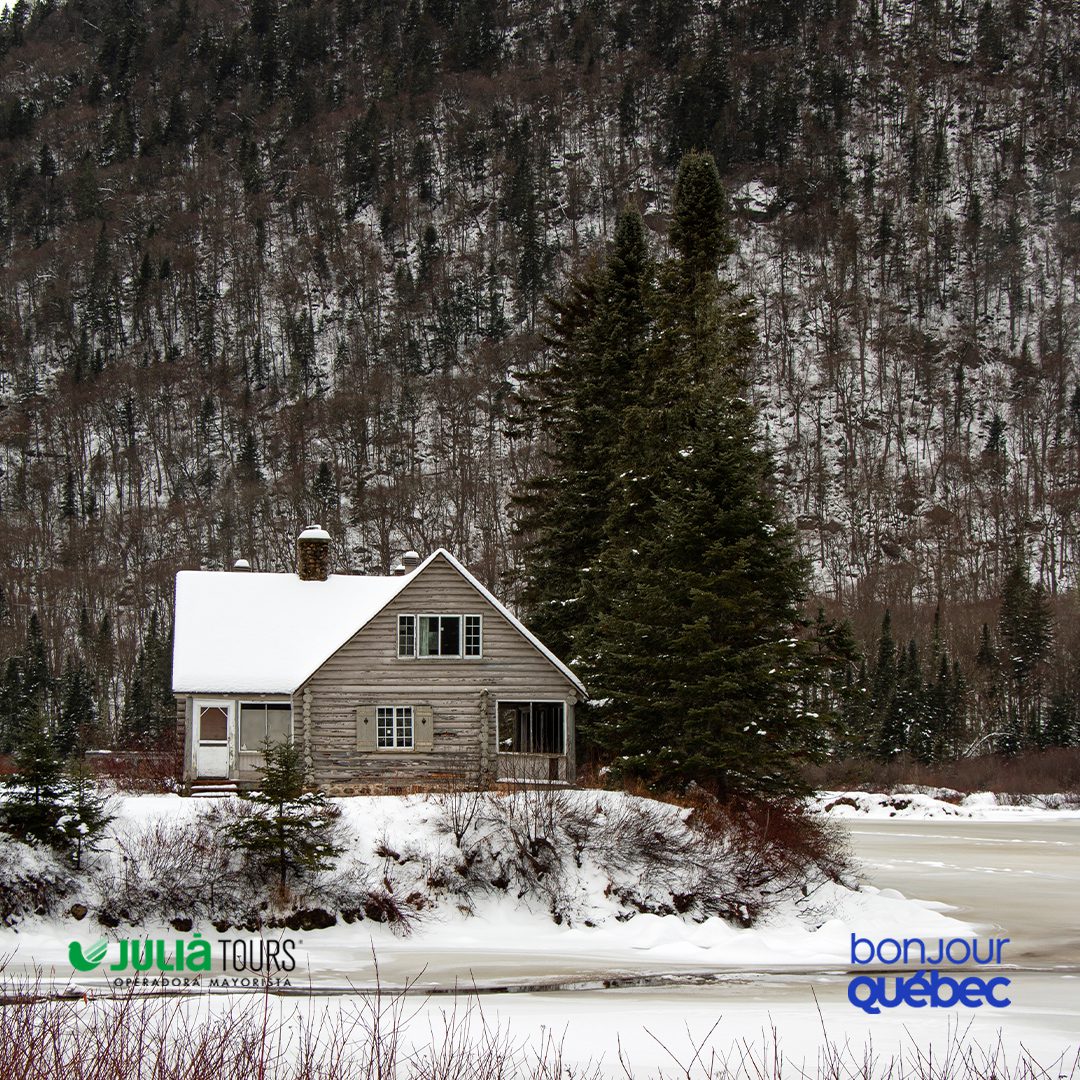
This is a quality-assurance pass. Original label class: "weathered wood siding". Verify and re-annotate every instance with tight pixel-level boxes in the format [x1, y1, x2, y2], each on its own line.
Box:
[302, 555, 579, 792]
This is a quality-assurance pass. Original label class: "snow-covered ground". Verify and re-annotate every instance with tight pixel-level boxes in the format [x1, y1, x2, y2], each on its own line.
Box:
[812, 789, 1080, 820]
[0, 790, 980, 990]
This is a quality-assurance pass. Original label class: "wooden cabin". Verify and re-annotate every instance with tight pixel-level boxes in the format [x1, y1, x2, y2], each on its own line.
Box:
[172, 528, 585, 793]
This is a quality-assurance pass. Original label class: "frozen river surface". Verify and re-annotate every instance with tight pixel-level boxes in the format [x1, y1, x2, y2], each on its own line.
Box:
[367, 817, 1080, 1070]
[255, 816, 1079, 1073]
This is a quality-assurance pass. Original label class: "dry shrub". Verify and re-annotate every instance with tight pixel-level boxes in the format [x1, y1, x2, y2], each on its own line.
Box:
[88, 741, 183, 794]
[427, 778, 490, 848]
[0, 975, 1075, 1080]
[806, 748, 1080, 795]
[0, 975, 591, 1080]
[0, 839, 74, 924]
[99, 807, 246, 925]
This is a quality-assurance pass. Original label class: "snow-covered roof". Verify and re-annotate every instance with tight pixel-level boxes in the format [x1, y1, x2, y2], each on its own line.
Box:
[171, 549, 585, 696]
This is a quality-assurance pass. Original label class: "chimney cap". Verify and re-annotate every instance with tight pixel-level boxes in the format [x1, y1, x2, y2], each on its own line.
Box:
[298, 524, 330, 542]
[232, 559, 251, 571]
[402, 550, 421, 565]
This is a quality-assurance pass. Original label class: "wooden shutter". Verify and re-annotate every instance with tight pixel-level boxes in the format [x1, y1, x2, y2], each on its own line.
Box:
[414, 704, 434, 751]
[356, 706, 378, 752]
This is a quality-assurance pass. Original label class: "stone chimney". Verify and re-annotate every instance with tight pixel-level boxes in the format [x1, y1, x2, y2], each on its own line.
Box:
[401, 550, 421, 571]
[232, 558, 252, 572]
[297, 525, 331, 581]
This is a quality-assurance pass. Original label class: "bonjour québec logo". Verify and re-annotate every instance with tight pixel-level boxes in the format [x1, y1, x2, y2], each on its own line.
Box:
[68, 934, 301, 988]
[848, 934, 1012, 1014]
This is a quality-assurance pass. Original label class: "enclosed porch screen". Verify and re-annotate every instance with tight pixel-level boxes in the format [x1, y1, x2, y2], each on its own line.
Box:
[497, 702, 565, 754]
[239, 703, 292, 751]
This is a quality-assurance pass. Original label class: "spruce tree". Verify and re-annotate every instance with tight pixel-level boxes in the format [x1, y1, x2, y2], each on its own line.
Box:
[120, 613, 175, 747]
[871, 610, 904, 760]
[230, 740, 342, 890]
[514, 208, 652, 662]
[62, 759, 113, 869]
[999, 559, 1052, 748]
[58, 654, 98, 753]
[1, 717, 71, 850]
[576, 153, 822, 797]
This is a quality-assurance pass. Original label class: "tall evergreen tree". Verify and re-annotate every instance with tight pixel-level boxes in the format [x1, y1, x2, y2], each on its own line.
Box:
[58, 654, 98, 753]
[514, 208, 652, 662]
[120, 612, 174, 747]
[573, 153, 824, 797]
[999, 559, 1053, 751]
[870, 610, 903, 761]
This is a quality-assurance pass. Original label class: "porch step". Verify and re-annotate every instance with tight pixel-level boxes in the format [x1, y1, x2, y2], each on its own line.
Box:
[189, 779, 240, 798]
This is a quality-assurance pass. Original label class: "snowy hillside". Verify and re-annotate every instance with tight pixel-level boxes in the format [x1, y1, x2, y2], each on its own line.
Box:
[0, 0, 1078, 739]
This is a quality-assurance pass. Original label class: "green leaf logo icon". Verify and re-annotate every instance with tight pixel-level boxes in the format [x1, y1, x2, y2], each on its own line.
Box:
[69, 939, 108, 972]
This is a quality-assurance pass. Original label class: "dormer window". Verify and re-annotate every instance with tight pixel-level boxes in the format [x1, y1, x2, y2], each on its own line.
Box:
[398, 613, 482, 658]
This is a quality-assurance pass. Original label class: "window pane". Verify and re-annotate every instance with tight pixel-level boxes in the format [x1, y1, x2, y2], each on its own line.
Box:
[239, 705, 266, 750]
[439, 616, 461, 656]
[418, 616, 439, 656]
[397, 706, 413, 749]
[398, 615, 415, 657]
[497, 702, 564, 754]
[533, 703, 565, 754]
[464, 615, 482, 656]
[377, 706, 394, 747]
[497, 702, 526, 752]
[200, 706, 228, 742]
[265, 705, 291, 744]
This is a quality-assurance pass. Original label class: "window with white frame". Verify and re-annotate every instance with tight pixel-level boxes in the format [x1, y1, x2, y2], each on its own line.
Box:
[397, 615, 416, 658]
[497, 701, 565, 754]
[239, 702, 292, 751]
[377, 705, 413, 749]
[464, 614, 482, 657]
[397, 613, 483, 658]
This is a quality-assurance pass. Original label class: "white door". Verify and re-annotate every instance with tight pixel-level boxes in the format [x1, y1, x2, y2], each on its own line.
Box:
[195, 700, 232, 778]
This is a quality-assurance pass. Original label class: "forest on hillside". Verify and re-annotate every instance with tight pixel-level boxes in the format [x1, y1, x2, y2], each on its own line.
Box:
[0, 0, 1077, 757]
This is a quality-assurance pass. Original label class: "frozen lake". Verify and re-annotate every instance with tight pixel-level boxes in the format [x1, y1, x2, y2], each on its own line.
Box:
[356, 817, 1080, 1070]
[4, 813, 1078, 1073]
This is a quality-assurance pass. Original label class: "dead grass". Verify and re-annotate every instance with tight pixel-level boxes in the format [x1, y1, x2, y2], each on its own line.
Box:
[804, 748, 1080, 796]
[88, 740, 183, 794]
[0, 977, 1074, 1080]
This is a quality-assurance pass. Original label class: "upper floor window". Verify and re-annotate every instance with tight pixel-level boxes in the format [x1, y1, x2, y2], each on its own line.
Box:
[398, 613, 482, 658]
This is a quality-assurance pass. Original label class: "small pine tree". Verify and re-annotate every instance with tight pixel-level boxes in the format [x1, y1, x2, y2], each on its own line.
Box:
[230, 740, 342, 890]
[61, 759, 113, 869]
[1, 717, 71, 849]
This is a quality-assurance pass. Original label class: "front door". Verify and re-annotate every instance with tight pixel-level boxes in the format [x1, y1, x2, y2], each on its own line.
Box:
[195, 700, 232, 778]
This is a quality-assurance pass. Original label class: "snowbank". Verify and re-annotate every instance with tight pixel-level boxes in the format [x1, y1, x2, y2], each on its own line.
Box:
[811, 789, 1080, 820]
[0, 789, 980, 990]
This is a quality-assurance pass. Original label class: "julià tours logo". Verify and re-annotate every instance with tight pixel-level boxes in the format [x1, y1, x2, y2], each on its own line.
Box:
[848, 935, 1012, 1015]
[68, 933, 301, 988]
